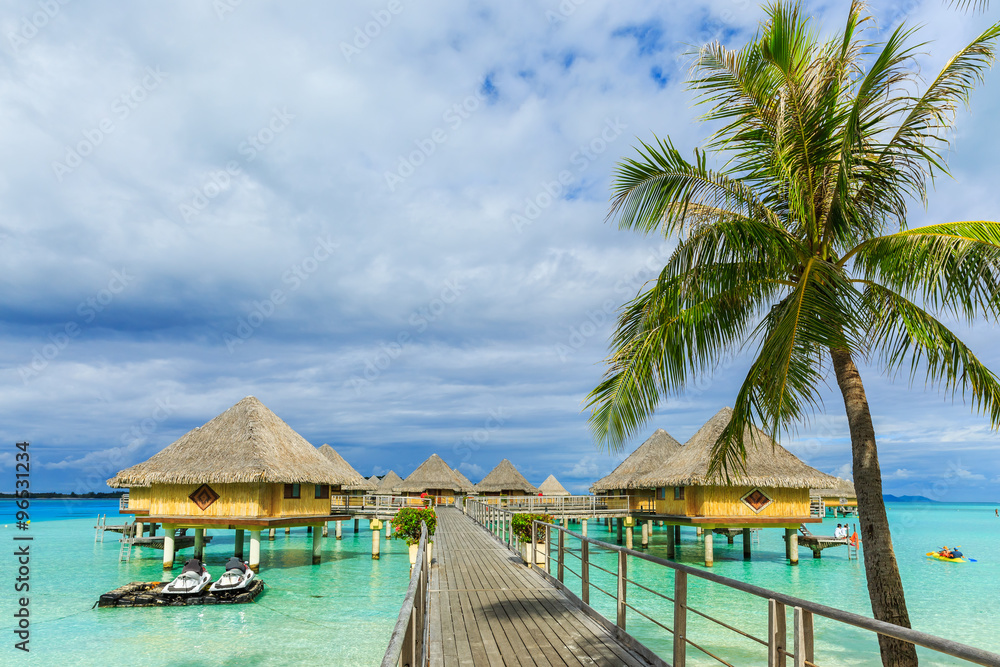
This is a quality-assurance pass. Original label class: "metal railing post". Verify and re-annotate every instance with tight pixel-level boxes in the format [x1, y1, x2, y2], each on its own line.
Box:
[581, 539, 590, 605]
[769, 599, 787, 667]
[794, 607, 814, 667]
[616, 550, 627, 635]
[546, 523, 553, 575]
[531, 521, 537, 568]
[557, 527, 565, 583]
[673, 570, 687, 667]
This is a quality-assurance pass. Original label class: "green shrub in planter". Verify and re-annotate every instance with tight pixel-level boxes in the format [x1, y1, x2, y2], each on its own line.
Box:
[391, 507, 437, 546]
[511, 513, 552, 543]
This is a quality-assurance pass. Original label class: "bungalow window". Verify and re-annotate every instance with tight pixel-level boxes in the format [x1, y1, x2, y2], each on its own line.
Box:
[674, 486, 685, 500]
[284, 483, 301, 499]
[315, 484, 329, 499]
[657, 487, 666, 500]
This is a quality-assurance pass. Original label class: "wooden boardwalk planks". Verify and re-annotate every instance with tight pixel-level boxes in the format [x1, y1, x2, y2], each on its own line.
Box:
[428, 507, 652, 667]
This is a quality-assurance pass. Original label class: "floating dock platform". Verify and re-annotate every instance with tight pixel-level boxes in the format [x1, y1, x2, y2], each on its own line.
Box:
[97, 578, 264, 608]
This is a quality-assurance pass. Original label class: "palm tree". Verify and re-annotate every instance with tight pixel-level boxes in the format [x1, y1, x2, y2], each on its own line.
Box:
[587, 3, 1000, 665]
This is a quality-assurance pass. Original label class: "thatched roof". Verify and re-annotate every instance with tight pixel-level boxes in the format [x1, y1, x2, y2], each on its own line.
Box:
[634, 407, 839, 489]
[395, 454, 468, 493]
[812, 477, 857, 499]
[590, 429, 683, 492]
[317, 444, 376, 491]
[538, 474, 571, 496]
[452, 468, 476, 494]
[107, 396, 351, 487]
[375, 470, 403, 495]
[475, 459, 539, 494]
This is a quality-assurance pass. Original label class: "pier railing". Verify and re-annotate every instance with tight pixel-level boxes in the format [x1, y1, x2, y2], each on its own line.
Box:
[331, 494, 457, 513]
[465, 499, 1000, 667]
[119, 493, 129, 511]
[477, 494, 635, 513]
[381, 521, 429, 667]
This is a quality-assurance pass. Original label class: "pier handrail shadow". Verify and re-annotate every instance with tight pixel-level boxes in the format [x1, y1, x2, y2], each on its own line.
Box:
[381, 521, 429, 667]
[465, 498, 1000, 667]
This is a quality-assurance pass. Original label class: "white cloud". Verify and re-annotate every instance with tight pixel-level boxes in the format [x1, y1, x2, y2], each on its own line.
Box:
[942, 463, 986, 482]
[564, 455, 604, 478]
[831, 463, 853, 481]
[459, 462, 485, 479]
[883, 469, 913, 480]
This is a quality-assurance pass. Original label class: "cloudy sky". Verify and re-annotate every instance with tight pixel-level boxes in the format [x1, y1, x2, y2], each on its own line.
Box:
[1, 0, 998, 500]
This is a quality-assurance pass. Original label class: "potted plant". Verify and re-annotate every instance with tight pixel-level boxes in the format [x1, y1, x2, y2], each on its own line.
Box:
[391, 507, 436, 565]
[511, 513, 552, 566]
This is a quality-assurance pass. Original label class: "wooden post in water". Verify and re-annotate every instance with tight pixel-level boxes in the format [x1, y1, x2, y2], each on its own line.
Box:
[673, 571, 687, 667]
[641, 522, 648, 548]
[322, 523, 328, 537]
[336, 520, 342, 539]
[372, 523, 381, 560]
[616, 517, 623, 544]
[625, 524, 633, 550]
[786, 528, 799, 565]
[675, 525, 681, 544]
[743, 528, 752, 560]
[268, 527, 275, 541]
[312, 525, 322, 565]
[307, 526, 312, 534]
[285, 527, 291, 536]
[667, 523, 675, 558]
[386, 520, 391, 537]
[234, 529, 245, 558]
[581, 518, 587, 537]
[135, 520, 144, 537]
[248, 530, 261, 573]
[704, 530, 714, 567]
[354, 518, 359, 533]
[162, 524, 175, 570]
[194, 528, 205, 559]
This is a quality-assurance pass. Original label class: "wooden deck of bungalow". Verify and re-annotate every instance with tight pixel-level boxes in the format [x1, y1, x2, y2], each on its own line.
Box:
[428, 506, 659, 667]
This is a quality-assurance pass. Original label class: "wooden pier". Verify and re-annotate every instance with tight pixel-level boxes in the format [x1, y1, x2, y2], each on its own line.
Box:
[428, 506, 658, 666]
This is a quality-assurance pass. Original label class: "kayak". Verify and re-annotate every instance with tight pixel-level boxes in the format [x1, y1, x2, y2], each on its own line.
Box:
[926, 551, 968, 563]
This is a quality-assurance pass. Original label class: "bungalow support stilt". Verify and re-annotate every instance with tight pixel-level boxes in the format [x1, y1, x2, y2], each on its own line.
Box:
[162, 524, 175, 570]
[641, 522, 648, 548]
[625, 525, 633, 550]
[704, 531, 714, 567]
[249, 530, 261, 573]
[285, 527, 290, 535]
[312, 525, 322, 565]
[354, 518, 359, 533]
[322, 523, 328, 538]
[268, 528, 275, 541]
[581, 519, 587, 537]
[194, 528, 205, 559]
[336, 520, 343, 539]
[786, 528, 799, 565]
[667, 524, 675, 558]
[235, 529, 245, 558]
[743, 528, 751, 560]
[372, 525, 381, 560]
[616, 518, 623, 544]
[674, 525, 681, 544]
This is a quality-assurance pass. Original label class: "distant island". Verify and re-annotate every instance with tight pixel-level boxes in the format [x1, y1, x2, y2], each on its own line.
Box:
[0, 491, 124, 499]
[883, 494, 937, 503]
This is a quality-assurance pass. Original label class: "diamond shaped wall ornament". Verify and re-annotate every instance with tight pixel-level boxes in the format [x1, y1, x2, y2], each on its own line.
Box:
[741, 488, 772, 513]
[189, 484, 220, 511]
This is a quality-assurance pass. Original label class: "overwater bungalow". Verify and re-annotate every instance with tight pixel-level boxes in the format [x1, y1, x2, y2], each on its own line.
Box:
[318, 443, 376, 507]
[374, 470, 403, 495]
[394, 453, 471, 504]
[634, 407, 837, 566]
[538, 474, 571, 496]
[811, 477, 858, 517]
[590, 429, 683, 512]
[474, 459, 539, 496]
[108, 396, 351, 572]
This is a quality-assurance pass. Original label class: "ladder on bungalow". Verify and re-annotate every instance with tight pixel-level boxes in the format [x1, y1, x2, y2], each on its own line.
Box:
[118, 522, 136, 562]
[809, 495, 825, 517]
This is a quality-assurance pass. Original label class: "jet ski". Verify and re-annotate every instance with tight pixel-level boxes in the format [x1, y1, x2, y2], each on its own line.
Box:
[209, 557, 255, 593]
[163, 558, 212, 594]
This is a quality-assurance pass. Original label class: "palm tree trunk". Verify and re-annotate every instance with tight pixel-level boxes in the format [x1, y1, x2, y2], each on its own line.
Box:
[830, 347, 918, 667]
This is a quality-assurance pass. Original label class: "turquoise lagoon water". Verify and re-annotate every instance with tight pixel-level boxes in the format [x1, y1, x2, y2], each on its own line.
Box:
[0, 500, 411, 666]
[2, 501, 999, 666]
[556, 503, 1000, 666]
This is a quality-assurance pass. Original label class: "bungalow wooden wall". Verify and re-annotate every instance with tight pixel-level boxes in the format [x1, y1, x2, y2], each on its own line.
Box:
[129, 486, 150, 511]
[654, 490, 687, 515]
[694, 486, 810, 518]
[627, 489, 655, 511]
[270, 484, 331, 517]
[147, 483, 269, 517]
